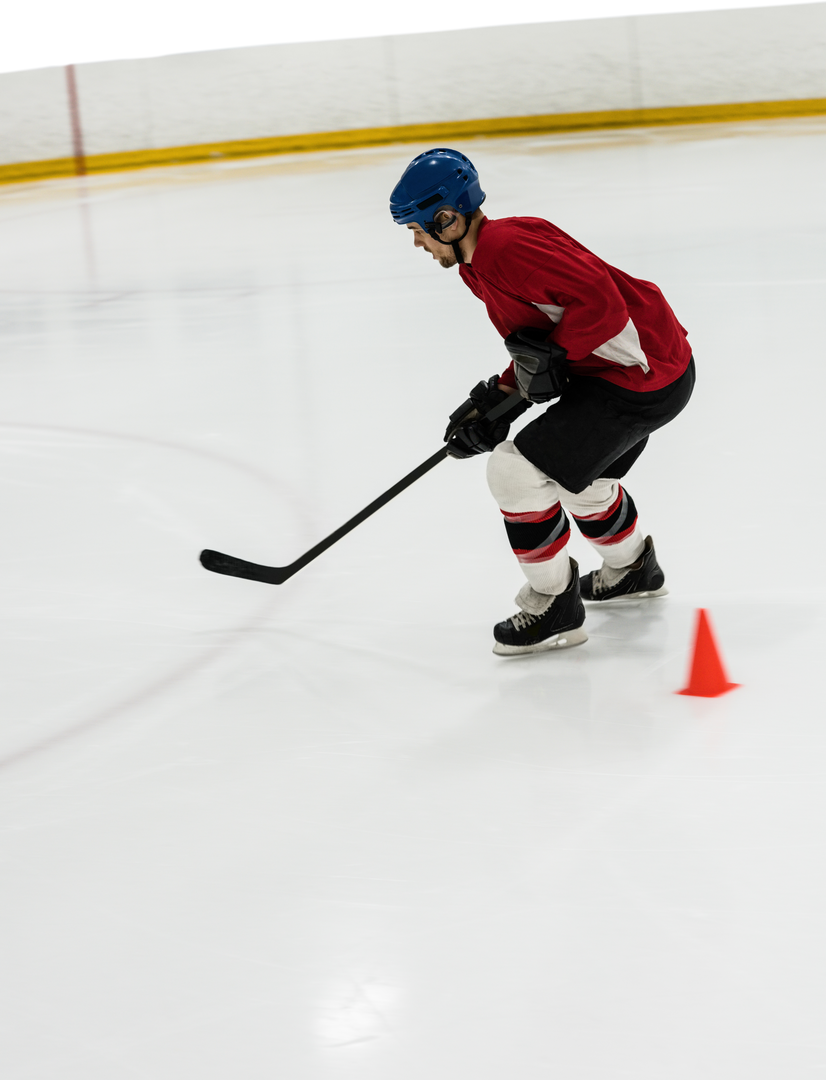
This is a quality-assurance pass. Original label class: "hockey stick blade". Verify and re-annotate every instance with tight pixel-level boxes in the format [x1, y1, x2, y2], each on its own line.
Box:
[200, 547, 295, 585]
[199, 390, 527, 586]
[200, 446, 449, 585]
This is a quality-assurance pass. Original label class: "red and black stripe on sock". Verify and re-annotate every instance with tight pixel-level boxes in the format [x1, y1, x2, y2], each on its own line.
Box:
[501, 502, 571, 564]
[571, 485, 638, 549]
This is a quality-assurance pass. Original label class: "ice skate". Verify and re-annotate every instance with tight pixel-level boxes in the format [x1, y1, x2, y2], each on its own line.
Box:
[492, 559, 588, 656]
[580, 535, 668, 602]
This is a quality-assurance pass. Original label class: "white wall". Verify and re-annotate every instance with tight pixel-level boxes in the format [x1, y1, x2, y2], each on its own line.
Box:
[1, 3, 824, 169]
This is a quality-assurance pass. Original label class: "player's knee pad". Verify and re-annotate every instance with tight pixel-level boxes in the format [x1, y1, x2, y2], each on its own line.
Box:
[486, 441, 559, 512]
[558, 477, 620, 516]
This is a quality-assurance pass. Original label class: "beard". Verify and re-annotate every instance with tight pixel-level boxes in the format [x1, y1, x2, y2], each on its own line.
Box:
[436, 248, 457, 269]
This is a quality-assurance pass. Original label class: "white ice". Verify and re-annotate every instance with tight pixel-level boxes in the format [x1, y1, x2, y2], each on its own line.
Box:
[1, 119, 825, 1079]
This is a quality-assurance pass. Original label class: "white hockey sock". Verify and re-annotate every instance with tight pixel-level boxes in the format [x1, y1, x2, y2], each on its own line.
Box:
[487, 442, 573, 596]
[564, 479, 645, 569]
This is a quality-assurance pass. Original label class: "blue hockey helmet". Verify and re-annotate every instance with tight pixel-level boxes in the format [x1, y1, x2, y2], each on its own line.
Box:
[389, 148, 486, 234]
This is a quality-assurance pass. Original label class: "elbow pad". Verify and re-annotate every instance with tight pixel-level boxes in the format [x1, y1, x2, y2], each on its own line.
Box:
[504, 327, 568, 403]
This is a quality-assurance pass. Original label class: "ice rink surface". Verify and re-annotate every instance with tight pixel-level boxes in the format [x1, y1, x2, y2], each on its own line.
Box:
[1, 118, 825, 1078]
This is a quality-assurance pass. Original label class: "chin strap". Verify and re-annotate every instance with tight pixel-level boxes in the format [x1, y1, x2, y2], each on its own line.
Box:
[428, 213, 473, 264]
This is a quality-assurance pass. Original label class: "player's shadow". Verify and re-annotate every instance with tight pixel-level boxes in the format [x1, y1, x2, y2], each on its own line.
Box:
[582, 599, 672, 658]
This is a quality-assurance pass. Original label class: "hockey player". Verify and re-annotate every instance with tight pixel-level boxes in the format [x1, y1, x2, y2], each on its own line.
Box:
[390, 147, 695, 656]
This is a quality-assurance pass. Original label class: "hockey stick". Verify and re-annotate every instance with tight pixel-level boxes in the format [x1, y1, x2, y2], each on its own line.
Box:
[199, 390, 526, 585]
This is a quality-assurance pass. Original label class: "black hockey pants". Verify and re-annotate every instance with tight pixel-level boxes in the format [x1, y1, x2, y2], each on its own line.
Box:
[512, 356, 695, 493]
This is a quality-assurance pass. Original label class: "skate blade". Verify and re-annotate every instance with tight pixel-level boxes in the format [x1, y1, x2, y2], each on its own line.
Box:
[492, 626, 588, 657]
[584, 586, 669, 604]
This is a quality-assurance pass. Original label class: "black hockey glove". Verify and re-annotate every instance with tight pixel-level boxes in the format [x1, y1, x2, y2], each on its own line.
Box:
[444, 375, 530, 459]
[504, 327, 568, 403]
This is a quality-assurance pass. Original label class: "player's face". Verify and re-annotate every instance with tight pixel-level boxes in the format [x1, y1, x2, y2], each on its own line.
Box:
[406, 219, 457, 269]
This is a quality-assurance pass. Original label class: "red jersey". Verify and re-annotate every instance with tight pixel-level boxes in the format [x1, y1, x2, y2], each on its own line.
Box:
[459, 217, 692, 392]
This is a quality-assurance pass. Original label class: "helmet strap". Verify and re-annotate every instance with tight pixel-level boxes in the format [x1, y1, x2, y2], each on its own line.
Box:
[428, 213, 473, 264]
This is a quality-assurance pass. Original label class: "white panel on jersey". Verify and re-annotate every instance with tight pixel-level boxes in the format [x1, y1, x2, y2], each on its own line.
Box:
[533, 301, 565, 323]
[592, 317, 650, 372]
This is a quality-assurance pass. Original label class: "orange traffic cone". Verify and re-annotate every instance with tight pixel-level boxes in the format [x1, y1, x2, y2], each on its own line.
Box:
[677, 608, 739, 698]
